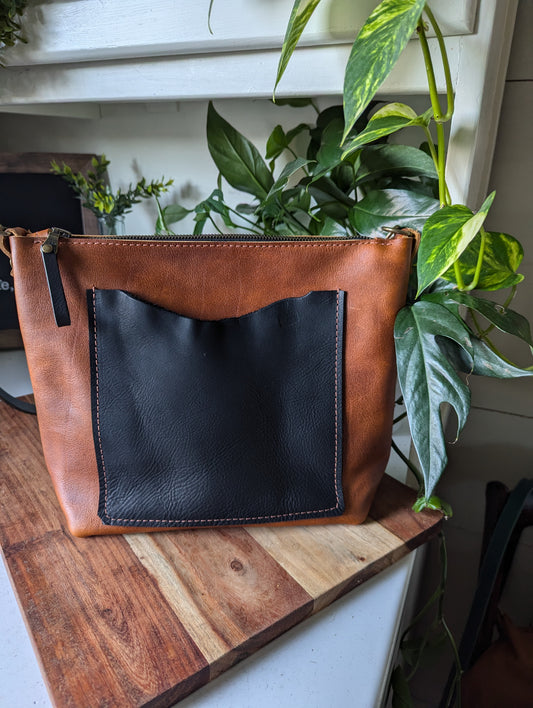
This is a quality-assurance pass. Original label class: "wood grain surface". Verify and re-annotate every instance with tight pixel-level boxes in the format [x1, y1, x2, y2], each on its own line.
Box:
[0, 400, 442, 707]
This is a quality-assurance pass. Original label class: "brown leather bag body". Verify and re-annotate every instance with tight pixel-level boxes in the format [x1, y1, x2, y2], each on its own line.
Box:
[2, 228, 413, 537]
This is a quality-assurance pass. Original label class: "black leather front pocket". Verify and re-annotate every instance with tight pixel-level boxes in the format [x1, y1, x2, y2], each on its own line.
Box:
[89, 288, 345, 527]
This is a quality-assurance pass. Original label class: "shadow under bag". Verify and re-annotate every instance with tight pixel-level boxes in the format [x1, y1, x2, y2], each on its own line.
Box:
[2, 228, 413, 536]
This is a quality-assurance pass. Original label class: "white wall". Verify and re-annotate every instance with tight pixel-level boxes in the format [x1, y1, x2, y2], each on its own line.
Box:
[0, 99, 322, 234]
[410, 2, 533, 704]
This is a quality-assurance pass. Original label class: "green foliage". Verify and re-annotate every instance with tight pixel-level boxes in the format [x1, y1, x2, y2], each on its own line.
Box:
[0, 0, 28, 59]
[206, 102, 274, 200]
[349, 188, 439, 236]
[273, 0, 323, 96]
[395, 301, 472, 499]
[417, 193, 496, 295]
[51, 155, 173, 228]
[158, 101, 439, 239]
[269, 1, 532, 702]
[441, 231, 524, 291]
[271, 0, 532, 513]
[341, 0, 427, 141]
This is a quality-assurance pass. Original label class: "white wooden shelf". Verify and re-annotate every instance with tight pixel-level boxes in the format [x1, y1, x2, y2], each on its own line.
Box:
[4, 0, 476, 67]
[0, 0, 476, 106]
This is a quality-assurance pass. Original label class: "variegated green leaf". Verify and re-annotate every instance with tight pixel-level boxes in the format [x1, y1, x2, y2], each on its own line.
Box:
[440, 231, 524, 291]
[423, 291, 533, 347]
[374, 102, 418, 120]
[395, 301, 472, 500]
[343, 0, 426, 142]
[416, 192, 496, 296]
[349, 188, 439, 236]
[274, 0, 323, 96]
[342, 106, 432, 157]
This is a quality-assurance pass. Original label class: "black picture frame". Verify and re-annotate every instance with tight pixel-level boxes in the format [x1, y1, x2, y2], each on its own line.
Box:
[0, 152, 100, 348]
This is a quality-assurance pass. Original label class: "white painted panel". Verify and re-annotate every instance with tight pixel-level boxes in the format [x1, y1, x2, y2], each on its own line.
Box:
[0, 37, 460, 106]
[0, 103, 100, 119]
[3, 0, 478, 67]
[446, 0, 518, 206]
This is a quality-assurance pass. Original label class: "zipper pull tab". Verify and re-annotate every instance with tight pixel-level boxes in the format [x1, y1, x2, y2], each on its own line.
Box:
[41, 227, 71, 327]
[41, 226, 71, 254]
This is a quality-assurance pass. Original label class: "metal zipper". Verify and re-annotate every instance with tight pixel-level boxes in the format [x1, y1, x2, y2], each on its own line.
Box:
[39, 227, 402, 327]
[44, 229, 369, 243]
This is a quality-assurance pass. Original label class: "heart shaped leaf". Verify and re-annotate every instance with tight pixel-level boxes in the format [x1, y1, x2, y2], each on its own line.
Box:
[416, 192, 496, 295]
[440, 231, 524, 291]
[349, 188, 439, 236]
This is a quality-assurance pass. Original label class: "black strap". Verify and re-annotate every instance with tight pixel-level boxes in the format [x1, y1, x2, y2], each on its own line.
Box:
[0, 386, 36, 415]
[440, 478, 533, 706]
[41, 247, 71, 327]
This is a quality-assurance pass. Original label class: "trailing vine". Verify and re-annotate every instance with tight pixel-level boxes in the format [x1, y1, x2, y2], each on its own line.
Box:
[0, 0, 29, 60]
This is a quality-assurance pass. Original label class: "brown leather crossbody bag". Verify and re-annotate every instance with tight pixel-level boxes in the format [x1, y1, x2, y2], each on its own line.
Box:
[1, 227, 413, 537]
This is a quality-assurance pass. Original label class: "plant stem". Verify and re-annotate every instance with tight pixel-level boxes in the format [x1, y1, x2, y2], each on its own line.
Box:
[436, 122, 449, 207]
[453, 261, 466, 290]
[391, 439, 424, 488]
[424, 6, 455, 122]
[280, 207, 309, 234]
[470, 312, 524, 366]
[417, 18, 443, 122]
[225, 205, 264, 234]
[393, 411, 408, 425]
[417, 16, 451, 208]
[422, 125, 440, 173]
[462, 227, 487, 291]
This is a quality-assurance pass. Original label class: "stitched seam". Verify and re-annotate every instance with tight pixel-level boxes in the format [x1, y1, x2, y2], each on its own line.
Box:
[69, 240, 397, 249]
[92, 288, 109, 514]
[334, 290, 340, 508]
[93, 290, 342, 524]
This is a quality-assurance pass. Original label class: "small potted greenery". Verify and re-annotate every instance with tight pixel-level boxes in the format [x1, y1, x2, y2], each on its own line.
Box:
[51, 155, 173, 234]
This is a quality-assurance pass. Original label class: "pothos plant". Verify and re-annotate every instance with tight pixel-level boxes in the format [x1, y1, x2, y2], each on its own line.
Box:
[0, 0, 28, 61]
[159, 0, 533, 521]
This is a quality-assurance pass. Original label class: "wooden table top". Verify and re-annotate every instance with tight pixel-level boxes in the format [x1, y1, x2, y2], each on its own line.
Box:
[0, 400, 442, 707]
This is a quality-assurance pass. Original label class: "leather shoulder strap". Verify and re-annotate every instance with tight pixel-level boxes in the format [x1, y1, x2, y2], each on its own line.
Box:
[0, 386, 37, 415]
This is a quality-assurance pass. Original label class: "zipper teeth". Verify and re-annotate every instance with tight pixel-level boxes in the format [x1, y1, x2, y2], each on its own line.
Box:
[68, 233, 372, 242]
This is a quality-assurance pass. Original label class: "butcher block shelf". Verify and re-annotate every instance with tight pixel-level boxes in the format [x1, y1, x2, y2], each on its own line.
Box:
[0, 400, 442, 707]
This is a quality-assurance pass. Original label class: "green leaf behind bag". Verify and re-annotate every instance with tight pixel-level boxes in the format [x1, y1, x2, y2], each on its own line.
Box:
[416, 192, 496, 295]
[440, 231, 524, 291]
[349, 188, 439, 236]
[207, 102, 274, 200]
[394, 301, 472, 501]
